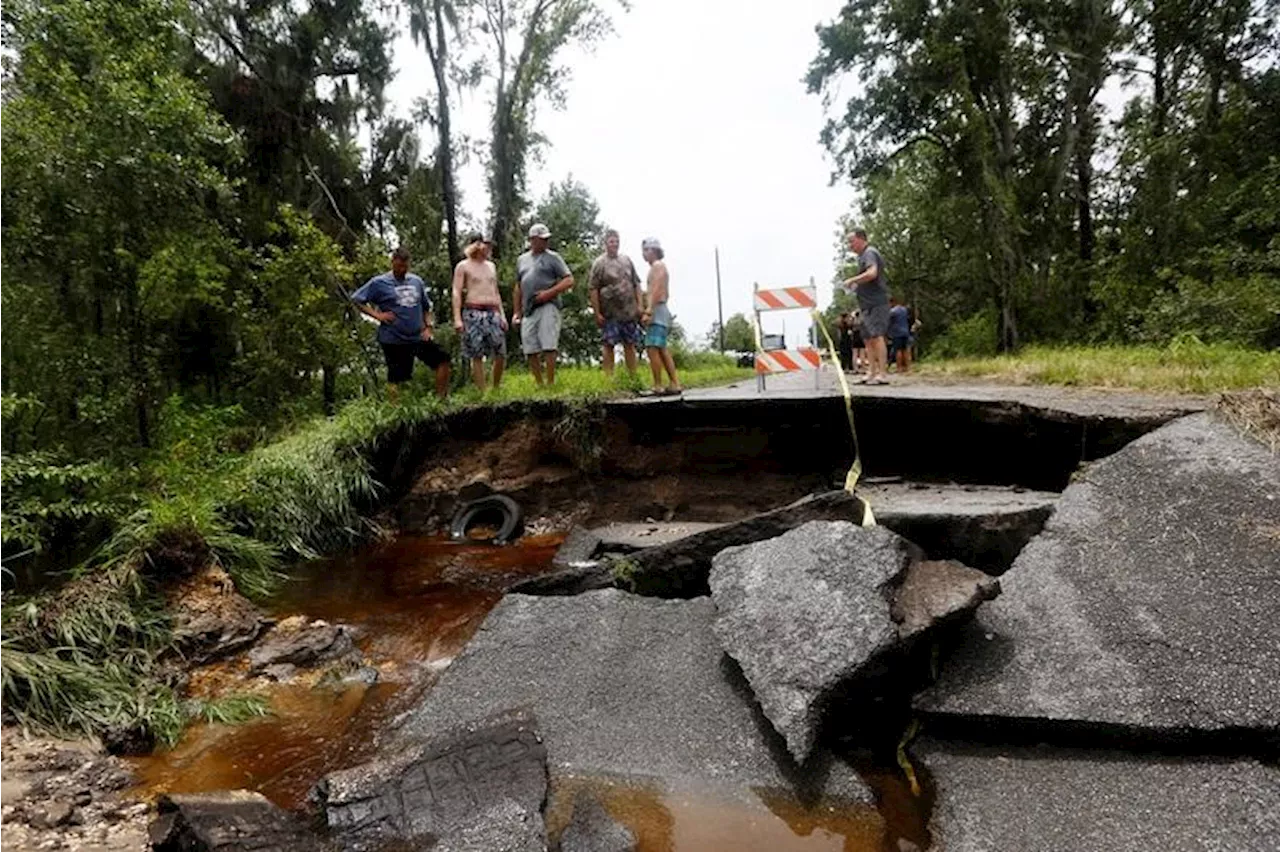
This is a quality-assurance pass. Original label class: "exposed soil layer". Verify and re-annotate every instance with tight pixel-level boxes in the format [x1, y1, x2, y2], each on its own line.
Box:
[390, 390, 1184, 537]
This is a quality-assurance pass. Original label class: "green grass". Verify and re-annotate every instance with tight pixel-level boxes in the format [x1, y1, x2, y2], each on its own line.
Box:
[0, 359, 749, 746]
[916, 342, 1280, 393]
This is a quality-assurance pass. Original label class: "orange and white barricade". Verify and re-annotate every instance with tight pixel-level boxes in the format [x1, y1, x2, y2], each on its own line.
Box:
[753, 281, 823, 391]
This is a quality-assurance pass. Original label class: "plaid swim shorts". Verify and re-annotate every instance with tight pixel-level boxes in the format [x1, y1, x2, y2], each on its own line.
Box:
[461, 307, 507, 360]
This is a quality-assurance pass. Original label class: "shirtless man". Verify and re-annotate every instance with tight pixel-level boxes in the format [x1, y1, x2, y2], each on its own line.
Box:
[640, 238, 682, 395]
[452, 232, 508, 391]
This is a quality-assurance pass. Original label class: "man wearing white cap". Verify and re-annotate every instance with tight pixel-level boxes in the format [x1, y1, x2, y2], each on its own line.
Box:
[641, 237, 682, 395]
[513, 223, 574, 385]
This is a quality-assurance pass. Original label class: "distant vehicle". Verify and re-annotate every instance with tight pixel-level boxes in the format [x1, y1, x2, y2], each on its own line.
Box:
[761, 333, 786, 351]
[734, 352, 755, 369]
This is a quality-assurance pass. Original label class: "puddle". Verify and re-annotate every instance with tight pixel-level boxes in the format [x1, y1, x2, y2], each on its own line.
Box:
[547, 776, 912, 852]
[132, 534, 561, 809]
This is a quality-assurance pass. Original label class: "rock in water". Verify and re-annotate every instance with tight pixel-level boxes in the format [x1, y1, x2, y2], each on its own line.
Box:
[314, 709, 547, 852]
[559, 794, 636, 852]
[709, 521, 997, 764]
[395, 590, 875, 807]
[148, 791, 324, 851]
[246, 620, 355, 674]
[919, 740, 1280, 852]
[917, 413, 1280, 737]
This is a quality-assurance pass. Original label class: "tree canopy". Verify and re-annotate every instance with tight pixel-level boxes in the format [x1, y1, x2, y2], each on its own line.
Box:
[809, 0, 1280, 354]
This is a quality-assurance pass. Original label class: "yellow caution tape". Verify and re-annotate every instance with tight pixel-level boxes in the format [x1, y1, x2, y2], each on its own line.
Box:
[811, 310, 875, 527]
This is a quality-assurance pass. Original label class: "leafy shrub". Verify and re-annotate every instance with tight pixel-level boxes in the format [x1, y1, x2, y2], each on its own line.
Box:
[929, 310, 1000, 358]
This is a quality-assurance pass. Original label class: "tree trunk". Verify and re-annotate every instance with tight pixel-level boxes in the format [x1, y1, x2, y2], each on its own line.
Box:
[429, 0, 462, 268]
[1075, 96, 1095, 263]
[322, 362, 337, 416]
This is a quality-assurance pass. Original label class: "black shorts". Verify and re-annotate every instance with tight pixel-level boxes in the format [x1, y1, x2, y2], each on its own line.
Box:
[381, 340, 450, 384]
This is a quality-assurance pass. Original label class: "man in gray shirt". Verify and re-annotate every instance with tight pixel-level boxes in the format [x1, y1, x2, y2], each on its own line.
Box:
[842, 228, 891, 385]
[513, 223, 575, 386]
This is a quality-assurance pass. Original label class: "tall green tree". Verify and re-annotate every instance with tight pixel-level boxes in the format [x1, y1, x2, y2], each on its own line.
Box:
[191, 0, 394, 250]
[2, 0, 240, 449]
[478, 0, 622, 258]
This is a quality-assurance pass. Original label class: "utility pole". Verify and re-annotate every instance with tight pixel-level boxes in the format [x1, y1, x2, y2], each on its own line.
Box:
[715, 246, 725, 352]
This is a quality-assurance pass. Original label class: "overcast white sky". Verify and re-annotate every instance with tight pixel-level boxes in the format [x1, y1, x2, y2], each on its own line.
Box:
[385, 0, 856, 345]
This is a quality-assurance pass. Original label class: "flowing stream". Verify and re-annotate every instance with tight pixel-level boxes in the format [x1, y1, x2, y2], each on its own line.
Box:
[133, 535, 928, 851]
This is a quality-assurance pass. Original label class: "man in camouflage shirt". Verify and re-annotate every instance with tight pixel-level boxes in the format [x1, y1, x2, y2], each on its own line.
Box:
[588, 229, 645, 379]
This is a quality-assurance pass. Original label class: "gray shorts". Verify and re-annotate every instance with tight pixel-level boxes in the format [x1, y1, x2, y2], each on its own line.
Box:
[860, 303, 890, 339]
[521, 303, 562, 354]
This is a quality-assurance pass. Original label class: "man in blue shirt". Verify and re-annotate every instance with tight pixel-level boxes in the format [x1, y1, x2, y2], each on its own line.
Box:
[351, 246, 451, 402]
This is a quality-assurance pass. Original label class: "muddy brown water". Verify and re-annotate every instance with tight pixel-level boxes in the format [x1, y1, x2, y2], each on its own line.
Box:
[134, 535, 929, 851]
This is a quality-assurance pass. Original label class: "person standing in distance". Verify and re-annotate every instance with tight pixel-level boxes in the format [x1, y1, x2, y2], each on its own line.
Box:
[589, 229, 645, 379]
[641, 238, 682, 396]
[452, 232, 508, 392]
[351, 246, 451, 402]
[842, 229, 890, 385]
[512, 223, 574, 386]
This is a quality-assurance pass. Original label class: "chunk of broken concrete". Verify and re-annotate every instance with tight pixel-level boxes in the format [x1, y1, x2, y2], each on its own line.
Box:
[432, 798, 547, 852]
[395, 590, 876, 807]
[148, 790, 324, 851]
[314, 708, 547, 851]
[559, 794, 636, 852]
[894, 559, 1000, 640]
[863, 482, 1056, 574]
[246, 620, 355, 675]
[919, 739, 1280, 851]
[710, 521, 997, 764]
[916, 413, 1280, 739]
[513, 490, 863, 597]
[551, 527, 603, 569]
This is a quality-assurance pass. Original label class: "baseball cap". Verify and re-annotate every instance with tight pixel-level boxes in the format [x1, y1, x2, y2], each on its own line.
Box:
[464, 230, 492, 245]
[641, 237, 662, 251]
[528, 223, 551, 239]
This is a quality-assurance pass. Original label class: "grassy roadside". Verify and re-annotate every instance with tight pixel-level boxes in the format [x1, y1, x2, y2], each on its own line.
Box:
[915, 342, 1280, 393]
[1, 361, 749, 745]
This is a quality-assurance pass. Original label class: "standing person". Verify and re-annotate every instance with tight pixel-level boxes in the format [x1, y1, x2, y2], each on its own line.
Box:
[850, 308, 866, 372]
[513, 223, 574, 386]
[640, 238, 682, 396]
[887, 297, 913, 373]
[452, 232, 508, 392]
[351, 247, 451, 402]
[842, 229, 890, 385]
[836, 312, 855, 371]
[589, 229, 645, 379]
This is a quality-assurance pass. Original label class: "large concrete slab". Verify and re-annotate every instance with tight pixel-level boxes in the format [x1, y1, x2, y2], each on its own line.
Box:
[862, 482, 1056, 574]
[395, 590, 875, 806]
[916, 413, 1280, 737]
[920, 740, 1280, 852]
